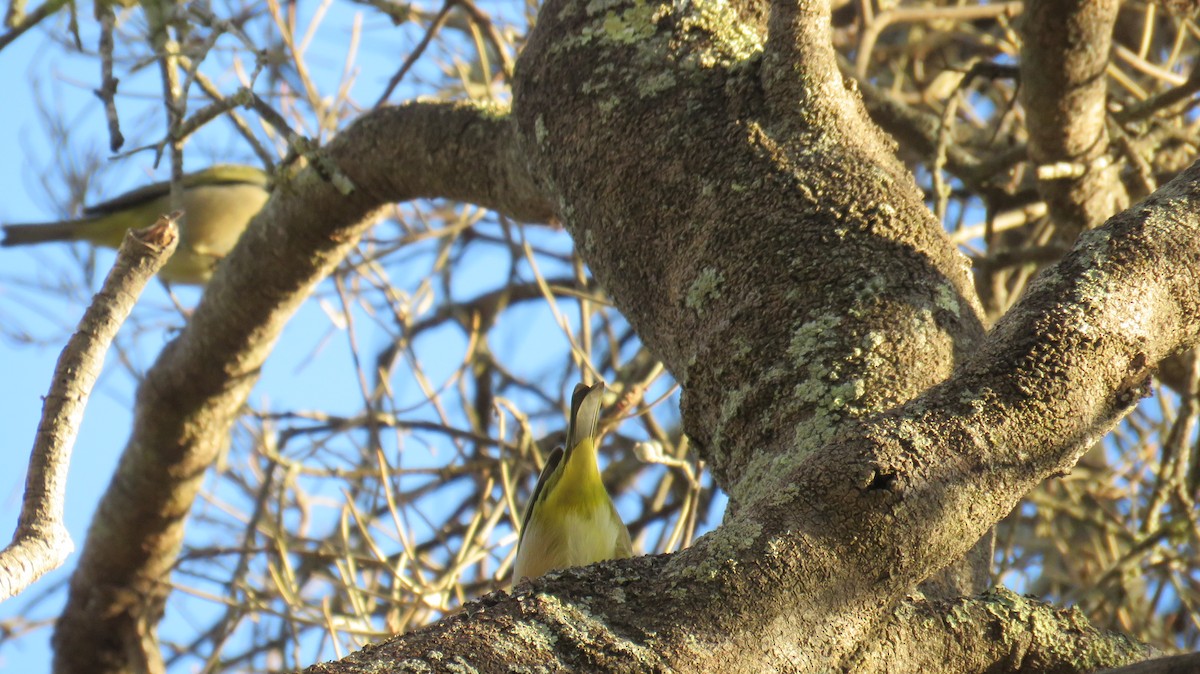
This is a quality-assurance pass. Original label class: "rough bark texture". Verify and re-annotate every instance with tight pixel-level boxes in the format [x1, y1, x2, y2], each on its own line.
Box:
[846, 588, 1152, 674]
[515, 0, 984, 501]
[0, 220, 177, 601]
[1020, 0, 1129, 244]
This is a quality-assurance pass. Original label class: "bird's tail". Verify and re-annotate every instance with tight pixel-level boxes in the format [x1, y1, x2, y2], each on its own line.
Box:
[2, 220, 87, 246]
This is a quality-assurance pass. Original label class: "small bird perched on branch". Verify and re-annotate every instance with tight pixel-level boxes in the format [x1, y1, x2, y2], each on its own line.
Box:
[513, 381, 632, 587]
[2, 164, 270, 285]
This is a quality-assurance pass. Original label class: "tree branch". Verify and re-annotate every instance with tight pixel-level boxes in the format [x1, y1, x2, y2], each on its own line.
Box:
[1020, 0, 1129, 243]
[285, 0, 1200, 668]
[300, 145, 1200, 674]
[51, 101, 551, 674]
[0, 216, 178, 601]
[847, 588, 1154, 674]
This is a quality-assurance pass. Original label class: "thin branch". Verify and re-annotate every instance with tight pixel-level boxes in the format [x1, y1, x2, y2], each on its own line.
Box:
[0, 214, 180, 601]
[93, 2, 123, 152]
[0, 0, 66, 51]
[375, 0, 455, 107]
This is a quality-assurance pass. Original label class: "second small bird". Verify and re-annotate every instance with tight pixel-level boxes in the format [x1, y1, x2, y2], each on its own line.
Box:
[513, 382, 632, 587]
[2, 164, 269, 285]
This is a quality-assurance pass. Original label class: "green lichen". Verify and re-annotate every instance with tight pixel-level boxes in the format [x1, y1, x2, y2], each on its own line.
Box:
[710, 383, 750, 452]
[739, 451, 805, 507]
[598, 95, 622, 115]
[686, 267, 724, 314]
[584, 0, 624, 16]
[774, 312, 872, 454]
[680, 518, 761, 581]
[829, 378, 866, 409]
[896, 417, 933, 452]
[679, 0, 764, 68]
[443, 656, 480, 674]
[787, 314, 843, 365]
[792, 406, 839, 450]
[793, 376, 830, 404]
[602, 0, 659, 44]
[638, 69, 677, 97]
[496, 616, 559, 660]
[860, 331, 886, 371]
[535, 115, 549, 145]
[935, 281, 961, 318]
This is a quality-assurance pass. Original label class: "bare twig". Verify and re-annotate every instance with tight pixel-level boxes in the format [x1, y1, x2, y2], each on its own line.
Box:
[0, 214, 180, 601]
[375, 0, 455, 107]
[0, 0, 66, 51]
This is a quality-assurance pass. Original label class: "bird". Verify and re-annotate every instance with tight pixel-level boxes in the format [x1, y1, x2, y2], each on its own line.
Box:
[512, 381, 632, 587]
[2, 164, 270, 284]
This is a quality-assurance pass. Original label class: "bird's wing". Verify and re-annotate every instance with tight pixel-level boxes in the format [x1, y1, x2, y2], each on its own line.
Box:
[610, 500, 633, 559]
[518, 445, 564, 546]
[84, 165, 268, 216]
[83, 177, 174, 216]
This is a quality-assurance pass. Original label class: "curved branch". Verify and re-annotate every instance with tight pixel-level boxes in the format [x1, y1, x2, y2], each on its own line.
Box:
[298, 149, 1200, 674]
[51, 101, 550, 674]
[286, 0, 1200, 667]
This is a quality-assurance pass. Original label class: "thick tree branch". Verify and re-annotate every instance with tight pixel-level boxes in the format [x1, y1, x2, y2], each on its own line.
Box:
[39, 1, 1199, 671]
[51, 101, 551, 674]
[1020, 0, 1129, 243]
[847, 588, 1153, 674]
[304, 147, 1200, 674]
[762, 0, 906, 179]
[515, 0, 983, 497]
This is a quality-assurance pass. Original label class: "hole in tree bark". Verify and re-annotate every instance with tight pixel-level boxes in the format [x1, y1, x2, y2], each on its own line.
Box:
[867, 471, 896, 491]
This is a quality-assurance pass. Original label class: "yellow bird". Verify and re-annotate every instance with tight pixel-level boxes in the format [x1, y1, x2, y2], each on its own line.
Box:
[513, 381, 632, 587]
[2, 164, 270, 284]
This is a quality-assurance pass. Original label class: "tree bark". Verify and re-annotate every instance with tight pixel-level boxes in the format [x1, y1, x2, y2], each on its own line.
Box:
[1020, 0, 1128, 244]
